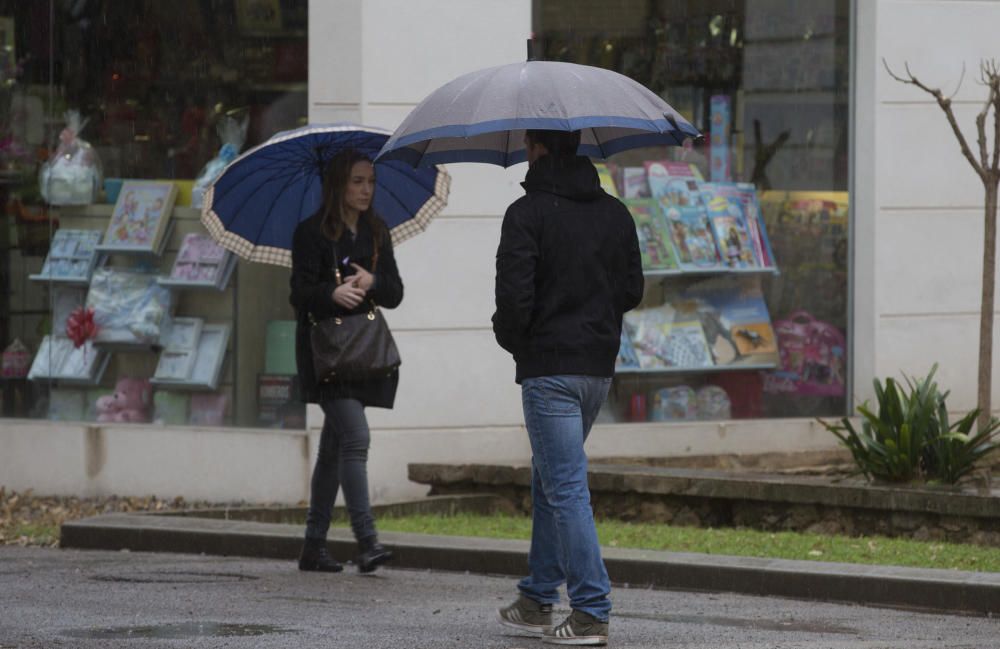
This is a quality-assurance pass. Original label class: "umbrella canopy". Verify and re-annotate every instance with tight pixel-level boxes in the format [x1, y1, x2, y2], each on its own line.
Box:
[376, 60, 701, 168]
[202, 123, 451, 267]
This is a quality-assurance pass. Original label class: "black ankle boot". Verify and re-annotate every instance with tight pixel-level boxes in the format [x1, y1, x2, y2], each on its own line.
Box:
[357, 535, 392, 573]
[298, 538, 343, 573]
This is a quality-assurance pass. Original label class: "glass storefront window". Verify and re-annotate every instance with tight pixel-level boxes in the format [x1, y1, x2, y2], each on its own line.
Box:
[534, 0, 851, 422]
[0, 1, 306, 428]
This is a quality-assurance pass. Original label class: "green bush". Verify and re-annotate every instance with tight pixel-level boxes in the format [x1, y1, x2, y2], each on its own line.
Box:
[819, 365, 1000, 484]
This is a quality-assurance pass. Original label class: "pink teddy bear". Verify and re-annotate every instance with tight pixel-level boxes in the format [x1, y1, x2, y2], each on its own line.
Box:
[96, 377, 152, 423]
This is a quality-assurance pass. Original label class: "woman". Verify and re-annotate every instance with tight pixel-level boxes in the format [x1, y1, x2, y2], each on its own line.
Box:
[290, 148, 403, 574]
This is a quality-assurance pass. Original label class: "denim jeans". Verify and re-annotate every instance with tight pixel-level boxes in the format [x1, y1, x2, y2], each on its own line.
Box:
[517, 375, 612, 622]
[304, 398, 376, 542]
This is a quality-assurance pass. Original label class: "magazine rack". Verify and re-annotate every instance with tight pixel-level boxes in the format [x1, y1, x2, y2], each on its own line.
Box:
[615, 171, 781, 376]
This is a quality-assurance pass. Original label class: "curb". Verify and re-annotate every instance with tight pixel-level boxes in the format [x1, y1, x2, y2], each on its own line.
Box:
[60, 513, 1000, 616]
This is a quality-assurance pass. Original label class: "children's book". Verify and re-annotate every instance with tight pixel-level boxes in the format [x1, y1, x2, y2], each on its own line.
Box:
[644, 160, 704, 199]
[99, 181, 177, 254]
[593, 163, 620, 198]
[622, 167, 649, 199]
[678, 275, 779, 366]
[622, 305, 713, 370]
[701, 191, 758, 268]
[625, 199, 678, 270]
[659, 202, 723, 271]
[615, 327, 640, 370]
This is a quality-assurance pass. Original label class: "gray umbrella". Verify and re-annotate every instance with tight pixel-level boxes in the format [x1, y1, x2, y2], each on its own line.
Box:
[376, 58, 701, 168]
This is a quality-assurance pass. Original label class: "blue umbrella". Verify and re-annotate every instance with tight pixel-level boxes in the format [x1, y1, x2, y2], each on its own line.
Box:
[376, 60, 701, 168]
[202, 123, 451, 267]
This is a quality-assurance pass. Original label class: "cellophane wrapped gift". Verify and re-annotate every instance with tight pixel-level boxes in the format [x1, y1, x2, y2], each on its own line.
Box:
[2, 338, 32, 377]
[39, 110, 103, 205]
[86, 269, 172, 345]
[190, 115, 248, 208]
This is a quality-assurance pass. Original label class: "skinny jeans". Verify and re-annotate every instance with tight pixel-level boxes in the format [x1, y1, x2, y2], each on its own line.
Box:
[304, 398, 376, 542]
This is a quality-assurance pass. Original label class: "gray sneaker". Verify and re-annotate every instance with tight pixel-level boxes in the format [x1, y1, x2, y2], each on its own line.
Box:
[496, 594, 553, 635]
[543, 609, 609, 646]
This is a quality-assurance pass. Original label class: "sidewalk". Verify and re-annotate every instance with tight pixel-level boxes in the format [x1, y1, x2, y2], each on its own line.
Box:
[61, 511, 1000, 616]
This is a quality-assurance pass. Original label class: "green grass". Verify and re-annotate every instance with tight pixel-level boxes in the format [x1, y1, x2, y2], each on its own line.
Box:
[340, 512, 1000, 573]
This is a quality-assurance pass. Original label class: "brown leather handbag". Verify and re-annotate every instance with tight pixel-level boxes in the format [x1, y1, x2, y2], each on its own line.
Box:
[309, 239, 400, 383]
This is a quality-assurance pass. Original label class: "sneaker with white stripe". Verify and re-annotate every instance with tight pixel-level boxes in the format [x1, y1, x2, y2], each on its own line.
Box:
[496, 594, 554, 635]
[543, 609, 609, 646]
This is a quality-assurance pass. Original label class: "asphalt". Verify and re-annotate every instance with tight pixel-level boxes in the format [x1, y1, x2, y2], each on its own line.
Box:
[59, 510, 1000, 616]
[5, 545, 999, 649]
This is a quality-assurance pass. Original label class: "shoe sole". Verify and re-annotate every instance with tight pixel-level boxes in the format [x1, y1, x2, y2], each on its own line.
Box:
[298, 562, 344, 573]
[542, 636, 607, 646]
[495, 610, 552, 635]
[358, 552, 393, 574]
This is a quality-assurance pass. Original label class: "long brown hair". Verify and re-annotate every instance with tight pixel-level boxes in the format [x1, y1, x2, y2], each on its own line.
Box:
[318, 148, 385, 250]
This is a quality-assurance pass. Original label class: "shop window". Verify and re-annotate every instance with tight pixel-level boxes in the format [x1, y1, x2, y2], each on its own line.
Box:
[0, 1, 307, 428]
[534, 0, 851, 422]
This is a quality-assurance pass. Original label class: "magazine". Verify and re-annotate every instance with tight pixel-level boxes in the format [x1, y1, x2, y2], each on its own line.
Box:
[701, 192, 758, 268]
[703, 182, 774, 268]
[644, 160, 703, 199]
[659, 202, 723, 271]
[622, 167, 649, 199]
[624, 199, 678, 270]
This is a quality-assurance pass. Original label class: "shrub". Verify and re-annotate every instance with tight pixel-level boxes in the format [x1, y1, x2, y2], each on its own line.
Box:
[819, 365, 1000, 484]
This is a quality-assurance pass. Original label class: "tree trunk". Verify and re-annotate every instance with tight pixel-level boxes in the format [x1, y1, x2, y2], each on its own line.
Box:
[979, 181, 999, 431]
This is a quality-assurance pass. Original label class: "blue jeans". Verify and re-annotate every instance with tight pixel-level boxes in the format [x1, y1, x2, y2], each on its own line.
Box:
[304, 398, 376, 542]
[517, 375, 612, 622]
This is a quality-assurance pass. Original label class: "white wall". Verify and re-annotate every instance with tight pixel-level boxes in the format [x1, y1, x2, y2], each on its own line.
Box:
[309, 0, 531, 434]
[857, 0, 1000, 413]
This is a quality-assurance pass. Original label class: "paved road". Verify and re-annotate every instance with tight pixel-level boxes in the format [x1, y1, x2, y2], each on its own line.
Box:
[0, 546, 995, 648]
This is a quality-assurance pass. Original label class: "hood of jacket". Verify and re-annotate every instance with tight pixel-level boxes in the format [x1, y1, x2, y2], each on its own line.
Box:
[520, 154, 605, 202]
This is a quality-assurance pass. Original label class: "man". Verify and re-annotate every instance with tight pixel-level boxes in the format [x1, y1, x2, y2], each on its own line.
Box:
[493, 129, 644, 646]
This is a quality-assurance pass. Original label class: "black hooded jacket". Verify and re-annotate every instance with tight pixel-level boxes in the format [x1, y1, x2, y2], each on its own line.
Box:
[492, 154, 644, 383]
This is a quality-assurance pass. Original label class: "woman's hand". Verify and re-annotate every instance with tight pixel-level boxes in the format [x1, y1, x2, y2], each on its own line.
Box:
[332, 277, 367, 309]
[346, 263, 375, 291]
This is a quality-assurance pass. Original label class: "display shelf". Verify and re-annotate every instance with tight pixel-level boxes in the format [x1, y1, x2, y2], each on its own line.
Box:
[615, 363, 777, 376]
[27, 274, 91, 286]
[156, 253, 237, 291]
[91, 340, 163, 353]
[642, 266, 779, 279]
[150, 323, 230, 391]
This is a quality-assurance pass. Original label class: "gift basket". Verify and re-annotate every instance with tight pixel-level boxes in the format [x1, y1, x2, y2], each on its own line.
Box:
[190, 115, 248, 208]
[39, 110, 103, 205]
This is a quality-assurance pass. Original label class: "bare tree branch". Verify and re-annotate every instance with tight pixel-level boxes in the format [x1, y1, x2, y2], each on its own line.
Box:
[992, 73, 1000, 173]
[977, 83, 990, 168]
[948, 61, 966, 100]
[883, 58, 985, 178]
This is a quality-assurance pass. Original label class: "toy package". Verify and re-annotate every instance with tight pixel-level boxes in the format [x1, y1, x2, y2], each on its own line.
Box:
[86, 269, 172, 345]
[763, 310, 846, 397]
[39, 110, 102, 205]
[191, 116, 248, 208]
[650, 386, 698, 421]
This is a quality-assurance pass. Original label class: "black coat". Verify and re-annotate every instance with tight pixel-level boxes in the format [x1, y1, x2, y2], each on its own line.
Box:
[289, 212, 404, 407]
[492, 154, 644, 383]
